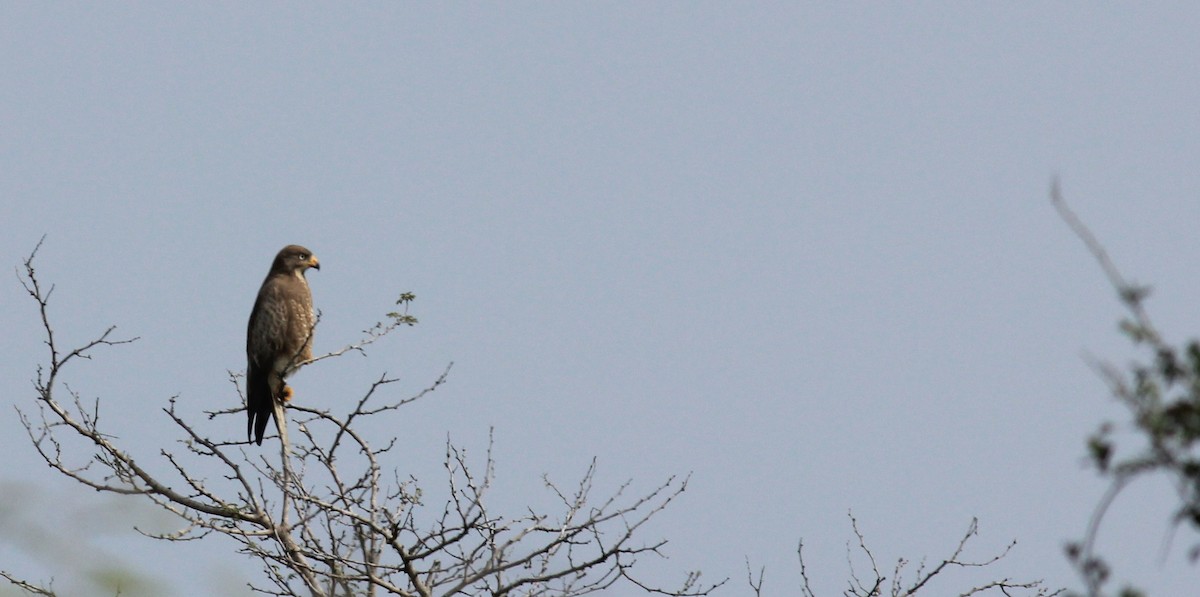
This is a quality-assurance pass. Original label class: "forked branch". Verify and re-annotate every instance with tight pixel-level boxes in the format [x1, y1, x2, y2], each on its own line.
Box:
[9, 241, 710, 597]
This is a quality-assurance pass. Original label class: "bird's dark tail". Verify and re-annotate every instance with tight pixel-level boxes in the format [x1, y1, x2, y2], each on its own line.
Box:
[246, 366, 273, 446]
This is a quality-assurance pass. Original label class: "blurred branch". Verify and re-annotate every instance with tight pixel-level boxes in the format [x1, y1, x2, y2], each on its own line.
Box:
[1052, 181, 1199, 597]
[1050, 179, 1156, 333]
[0, 570, 55, 596]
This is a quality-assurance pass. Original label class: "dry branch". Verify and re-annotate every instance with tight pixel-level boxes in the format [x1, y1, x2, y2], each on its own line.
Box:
[8, 241, 713, 597]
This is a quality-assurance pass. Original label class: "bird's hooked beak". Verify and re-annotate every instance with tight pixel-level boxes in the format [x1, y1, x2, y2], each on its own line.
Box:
[308, 256, 321, 270]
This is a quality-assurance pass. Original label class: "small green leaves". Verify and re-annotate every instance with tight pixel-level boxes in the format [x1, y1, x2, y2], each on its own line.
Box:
[386, 292, 418, 326]
[1087, 431, 1113, 473]
[1117, 283, 1151, 306]
[1157, 347, 1184, 384]
[1118, 318, 1154, 343]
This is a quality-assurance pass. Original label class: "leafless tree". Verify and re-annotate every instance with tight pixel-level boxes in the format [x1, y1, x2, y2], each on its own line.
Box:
[5, 239, 720, 597]
[5, 240, 1062, 597]
[744, 513, 1061, 597]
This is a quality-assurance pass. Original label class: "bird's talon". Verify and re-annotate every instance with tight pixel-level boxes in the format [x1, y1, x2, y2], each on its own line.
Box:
[281, 386, 294, 402]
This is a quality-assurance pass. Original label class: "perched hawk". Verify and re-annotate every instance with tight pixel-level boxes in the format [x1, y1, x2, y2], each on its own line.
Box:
[246, 245, 320, 445]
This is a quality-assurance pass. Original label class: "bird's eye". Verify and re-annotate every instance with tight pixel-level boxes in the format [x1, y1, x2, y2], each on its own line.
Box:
[297, 253, 308, 260]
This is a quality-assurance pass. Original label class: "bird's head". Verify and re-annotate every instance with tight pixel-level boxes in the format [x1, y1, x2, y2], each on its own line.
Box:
[273, 245, 320, 275]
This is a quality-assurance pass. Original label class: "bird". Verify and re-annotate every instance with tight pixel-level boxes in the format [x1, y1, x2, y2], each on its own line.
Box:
[246, 245, 320, 445]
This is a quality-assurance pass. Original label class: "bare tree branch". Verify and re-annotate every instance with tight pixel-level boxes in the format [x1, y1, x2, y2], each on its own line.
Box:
[0, 570, 55, 596]
[11, 241, 715, 597]
[793, 513, 1060, 597]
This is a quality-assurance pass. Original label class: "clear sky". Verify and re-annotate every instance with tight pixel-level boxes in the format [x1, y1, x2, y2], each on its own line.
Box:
[3, 4, 1200, 596]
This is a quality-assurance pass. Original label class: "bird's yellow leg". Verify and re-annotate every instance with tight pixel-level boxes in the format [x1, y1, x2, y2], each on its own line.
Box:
[280, 385, 294, 402]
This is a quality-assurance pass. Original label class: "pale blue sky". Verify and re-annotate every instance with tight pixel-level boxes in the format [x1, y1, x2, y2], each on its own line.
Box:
[3, 4, 1200, 595]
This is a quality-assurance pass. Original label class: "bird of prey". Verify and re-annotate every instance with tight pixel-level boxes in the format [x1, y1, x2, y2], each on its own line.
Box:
[246, 245, 320, 445]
